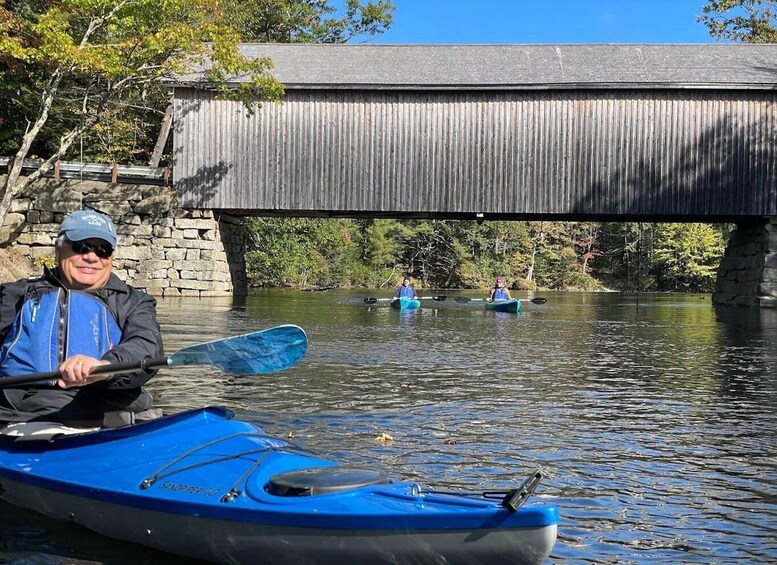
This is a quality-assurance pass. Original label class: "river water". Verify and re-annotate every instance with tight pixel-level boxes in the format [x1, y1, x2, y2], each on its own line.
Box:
[1, 290, 775, 564]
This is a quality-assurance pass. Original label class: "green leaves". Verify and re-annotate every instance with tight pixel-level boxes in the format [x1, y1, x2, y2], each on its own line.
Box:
[699, 0, 777, 43]
[653, 223, 726, 292]
[220, 0, 395, 44]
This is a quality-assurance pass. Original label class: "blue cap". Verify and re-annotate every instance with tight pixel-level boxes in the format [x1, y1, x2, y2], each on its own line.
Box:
[58, 210, 117, 247]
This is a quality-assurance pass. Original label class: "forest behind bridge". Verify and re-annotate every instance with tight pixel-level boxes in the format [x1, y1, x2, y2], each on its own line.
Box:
[244, 217, 729, 292]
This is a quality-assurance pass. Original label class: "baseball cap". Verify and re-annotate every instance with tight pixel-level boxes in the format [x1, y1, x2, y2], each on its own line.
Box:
[58, 210, 117, 247]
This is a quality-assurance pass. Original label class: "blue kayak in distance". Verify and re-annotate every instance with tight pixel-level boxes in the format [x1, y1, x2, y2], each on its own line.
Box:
[390, 296, 421, 310]
[486, 298, 522, 313]
[0, 407, 557, 564]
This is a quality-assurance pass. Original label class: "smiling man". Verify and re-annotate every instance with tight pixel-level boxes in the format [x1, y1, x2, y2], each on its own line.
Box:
[0, 210, 164, 427]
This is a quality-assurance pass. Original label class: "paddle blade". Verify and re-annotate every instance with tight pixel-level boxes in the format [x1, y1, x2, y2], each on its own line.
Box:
[363, 297, 377, 304]
[169, 325, 308, 374]
[531, 297, 548, 304]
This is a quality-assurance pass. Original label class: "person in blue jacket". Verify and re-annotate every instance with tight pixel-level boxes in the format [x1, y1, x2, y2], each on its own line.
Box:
[488, 276, 512, 301]
[394, 276, 417, 299]
[0, 209, 164, 427]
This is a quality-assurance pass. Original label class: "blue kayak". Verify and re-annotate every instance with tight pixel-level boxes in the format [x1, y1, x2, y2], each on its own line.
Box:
[0, 407, 557, 564]
[390, 296, 421, 310]
[486, 299, 522, 313]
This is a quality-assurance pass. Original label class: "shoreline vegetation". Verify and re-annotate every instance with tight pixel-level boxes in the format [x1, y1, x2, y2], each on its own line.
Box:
[0, 216, 728, 294]
[244, 218, 729, 294]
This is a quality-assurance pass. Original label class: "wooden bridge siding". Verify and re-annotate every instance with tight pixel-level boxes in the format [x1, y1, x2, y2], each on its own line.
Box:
[173, 88, 777, 218]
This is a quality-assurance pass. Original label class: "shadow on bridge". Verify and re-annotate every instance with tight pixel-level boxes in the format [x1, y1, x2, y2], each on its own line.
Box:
[576, 113, 776, 222]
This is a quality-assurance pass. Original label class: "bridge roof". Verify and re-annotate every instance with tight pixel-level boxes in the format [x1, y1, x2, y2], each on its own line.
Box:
[174, 43, 777, 91]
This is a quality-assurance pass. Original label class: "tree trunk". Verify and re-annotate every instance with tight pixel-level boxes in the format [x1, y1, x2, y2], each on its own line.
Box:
[526, 222, 544, 282]
[149, 97, 174, 167]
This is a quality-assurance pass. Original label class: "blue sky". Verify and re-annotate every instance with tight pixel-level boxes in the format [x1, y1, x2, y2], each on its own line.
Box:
[363, 0, 717, 44]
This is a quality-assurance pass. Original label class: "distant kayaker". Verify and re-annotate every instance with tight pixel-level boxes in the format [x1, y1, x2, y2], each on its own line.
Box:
[0, 209, 164, 428]
[488, 276, 512, 301]
[394, 275, 418, 299]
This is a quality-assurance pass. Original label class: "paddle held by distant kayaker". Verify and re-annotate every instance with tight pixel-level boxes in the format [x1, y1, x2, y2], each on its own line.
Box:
[394, 275, 417, 299]
[488, 276, 512, 301]
[0, 209, 164, 427]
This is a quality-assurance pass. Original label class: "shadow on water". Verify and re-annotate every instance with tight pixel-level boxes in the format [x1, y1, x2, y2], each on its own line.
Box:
[714, 306, 777, 401]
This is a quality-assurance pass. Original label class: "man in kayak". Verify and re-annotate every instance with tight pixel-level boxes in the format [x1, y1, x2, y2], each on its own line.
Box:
[488, 276, 512, 301]
[394, 275, 417, 299]
[0, 209, 164, 427]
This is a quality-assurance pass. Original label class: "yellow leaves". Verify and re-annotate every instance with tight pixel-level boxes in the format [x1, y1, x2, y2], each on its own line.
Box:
[0, 8, 28, 60]
[19, 9, 75, 67]
[375, 432, 393, 444]
[0, 7, 25, 59]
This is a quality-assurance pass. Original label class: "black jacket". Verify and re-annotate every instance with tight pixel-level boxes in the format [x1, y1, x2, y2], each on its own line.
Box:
[0, 268, 164, 425]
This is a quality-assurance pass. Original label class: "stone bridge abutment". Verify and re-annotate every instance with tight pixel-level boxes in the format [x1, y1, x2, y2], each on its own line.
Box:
[1, 175, 246, 297]
[713, 218, 777, 308]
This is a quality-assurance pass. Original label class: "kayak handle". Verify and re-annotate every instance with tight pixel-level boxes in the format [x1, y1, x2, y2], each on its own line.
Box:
[501, 470, 543, 513]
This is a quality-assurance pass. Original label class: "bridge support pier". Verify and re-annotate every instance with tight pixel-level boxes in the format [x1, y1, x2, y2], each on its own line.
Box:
[2, 177, 248, 298]
[713, 218, 777, 308]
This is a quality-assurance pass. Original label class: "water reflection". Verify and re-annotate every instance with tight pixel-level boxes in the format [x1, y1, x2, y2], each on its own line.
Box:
[2, 290, 776, 563]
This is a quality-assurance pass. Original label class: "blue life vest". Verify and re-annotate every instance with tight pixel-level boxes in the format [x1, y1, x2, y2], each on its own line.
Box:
[397, 285, 415, 298]
[493, 287, 509, 300]
[0, 287, 122, 377]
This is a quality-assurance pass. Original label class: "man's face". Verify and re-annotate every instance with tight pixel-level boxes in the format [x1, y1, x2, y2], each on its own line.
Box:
[403, 279, 410, 286]
[56, 238, 113, 290]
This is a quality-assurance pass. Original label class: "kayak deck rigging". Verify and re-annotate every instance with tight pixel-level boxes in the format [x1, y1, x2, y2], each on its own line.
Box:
[138, 430, 307, 502]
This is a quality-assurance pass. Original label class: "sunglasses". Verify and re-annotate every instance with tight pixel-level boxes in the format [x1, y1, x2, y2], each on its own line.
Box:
[70, 239, 114, 259]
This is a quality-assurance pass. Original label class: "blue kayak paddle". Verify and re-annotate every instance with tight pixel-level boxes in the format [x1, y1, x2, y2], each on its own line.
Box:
[0, 324, 308, 388]
[455, 296, 547, 304]
[364, 295, 446, 304]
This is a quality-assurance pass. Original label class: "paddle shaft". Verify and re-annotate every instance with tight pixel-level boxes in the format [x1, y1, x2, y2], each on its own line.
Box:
[0, 356, 170, 388]
[364, 295, 446, 303]
[455, 296, 547, 304]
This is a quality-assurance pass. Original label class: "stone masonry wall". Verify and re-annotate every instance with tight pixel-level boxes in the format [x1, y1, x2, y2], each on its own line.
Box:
[0, 176, 246, 297]
[713, 218, 777, 308]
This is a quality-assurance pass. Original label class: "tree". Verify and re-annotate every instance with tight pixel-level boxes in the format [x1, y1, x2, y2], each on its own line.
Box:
[0, 0, 284, 238]
[653, 223, 726, 292]
[222, 0, 395, 44]
[359, 219, 410, 286]
[699, 0, 777, 42]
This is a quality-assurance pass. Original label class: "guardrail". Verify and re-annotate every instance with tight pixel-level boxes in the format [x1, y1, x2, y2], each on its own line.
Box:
[0, 157, 170, 186]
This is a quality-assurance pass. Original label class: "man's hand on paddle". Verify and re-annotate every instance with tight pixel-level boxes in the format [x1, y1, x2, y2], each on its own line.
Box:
[58, 355, 111, 388]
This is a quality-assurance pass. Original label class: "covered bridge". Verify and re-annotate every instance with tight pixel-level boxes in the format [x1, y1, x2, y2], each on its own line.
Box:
[170, 44, 777, 306]
[172, 43, 776, 222]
